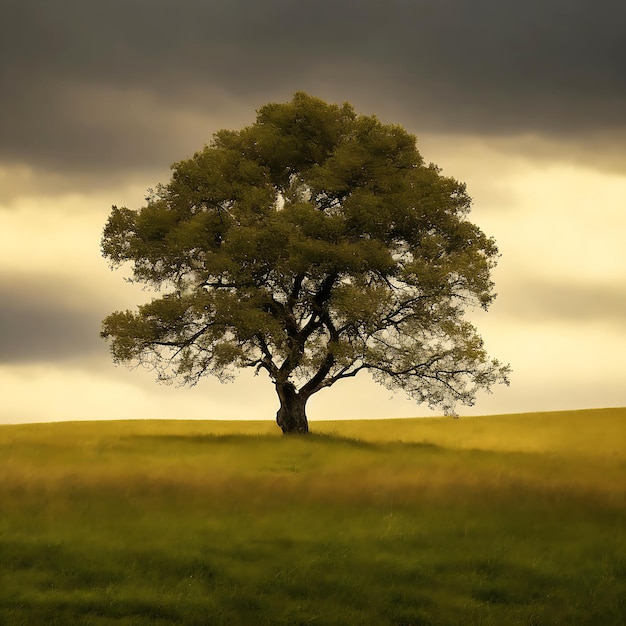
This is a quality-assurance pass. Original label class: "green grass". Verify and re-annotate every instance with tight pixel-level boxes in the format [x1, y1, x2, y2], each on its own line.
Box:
[1, 408, 624, 625]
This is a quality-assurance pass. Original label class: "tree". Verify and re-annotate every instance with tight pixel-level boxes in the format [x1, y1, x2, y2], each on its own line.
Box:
[101, 92, 510, 434]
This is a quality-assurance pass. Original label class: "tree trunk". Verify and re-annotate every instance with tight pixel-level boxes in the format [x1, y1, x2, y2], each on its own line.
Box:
[275, 382, 309, 434]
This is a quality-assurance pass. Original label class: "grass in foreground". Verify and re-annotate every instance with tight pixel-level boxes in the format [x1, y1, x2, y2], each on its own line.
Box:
[1, 408, 624, 625]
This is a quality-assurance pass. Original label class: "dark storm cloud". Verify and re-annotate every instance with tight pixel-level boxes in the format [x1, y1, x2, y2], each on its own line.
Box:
[1, 0, 625, 180]
[0, 274, 105, 363]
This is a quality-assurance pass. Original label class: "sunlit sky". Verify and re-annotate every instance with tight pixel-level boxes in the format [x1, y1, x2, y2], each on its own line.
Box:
[1, 1, 625, 424]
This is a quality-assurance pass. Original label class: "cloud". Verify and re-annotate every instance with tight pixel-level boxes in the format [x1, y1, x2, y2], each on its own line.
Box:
[0, 274, 105, 363]
[1, 1, 625, 422]
[0, 80, 254, 178]
[493, 279, 626, 327]
[2, 0, 624, 186]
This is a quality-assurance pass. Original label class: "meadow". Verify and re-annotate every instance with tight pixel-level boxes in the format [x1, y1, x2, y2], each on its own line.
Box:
[1, 408, 624, 625]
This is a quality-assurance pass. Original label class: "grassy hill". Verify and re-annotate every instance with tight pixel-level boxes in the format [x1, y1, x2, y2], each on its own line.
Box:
[1, 408, 624, 625]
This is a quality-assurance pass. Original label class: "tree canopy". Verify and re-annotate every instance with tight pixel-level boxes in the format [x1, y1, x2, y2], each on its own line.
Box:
[101, 92, 510, 433]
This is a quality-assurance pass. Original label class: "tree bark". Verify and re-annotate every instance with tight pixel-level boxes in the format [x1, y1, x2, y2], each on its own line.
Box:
[275, 382, 309, 434]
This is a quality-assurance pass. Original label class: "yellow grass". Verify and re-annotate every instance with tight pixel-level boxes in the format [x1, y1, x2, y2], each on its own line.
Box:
[1, 408, 624, 625]
[1, 408, 624, 506]
[3, 407, 624, 456]
[316, 407, 626, 458]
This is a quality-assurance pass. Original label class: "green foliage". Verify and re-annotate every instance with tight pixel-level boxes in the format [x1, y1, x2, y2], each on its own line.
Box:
[101, 92, 509, 422]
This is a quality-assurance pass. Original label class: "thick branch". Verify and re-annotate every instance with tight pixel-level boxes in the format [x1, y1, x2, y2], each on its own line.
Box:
[255, 333, 279, 378]
[307, 361, 367, 393]
[300, 298, 340, 397]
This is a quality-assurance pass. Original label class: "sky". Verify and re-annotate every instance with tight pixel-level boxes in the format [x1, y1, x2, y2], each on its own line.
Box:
[1, 0, 625, 424]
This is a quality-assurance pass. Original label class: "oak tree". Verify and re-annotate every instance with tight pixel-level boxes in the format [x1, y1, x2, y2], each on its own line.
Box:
[101, 92, 510, 433]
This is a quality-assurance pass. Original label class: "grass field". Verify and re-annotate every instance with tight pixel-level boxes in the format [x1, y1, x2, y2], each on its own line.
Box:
[1, 408, 624, 625]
